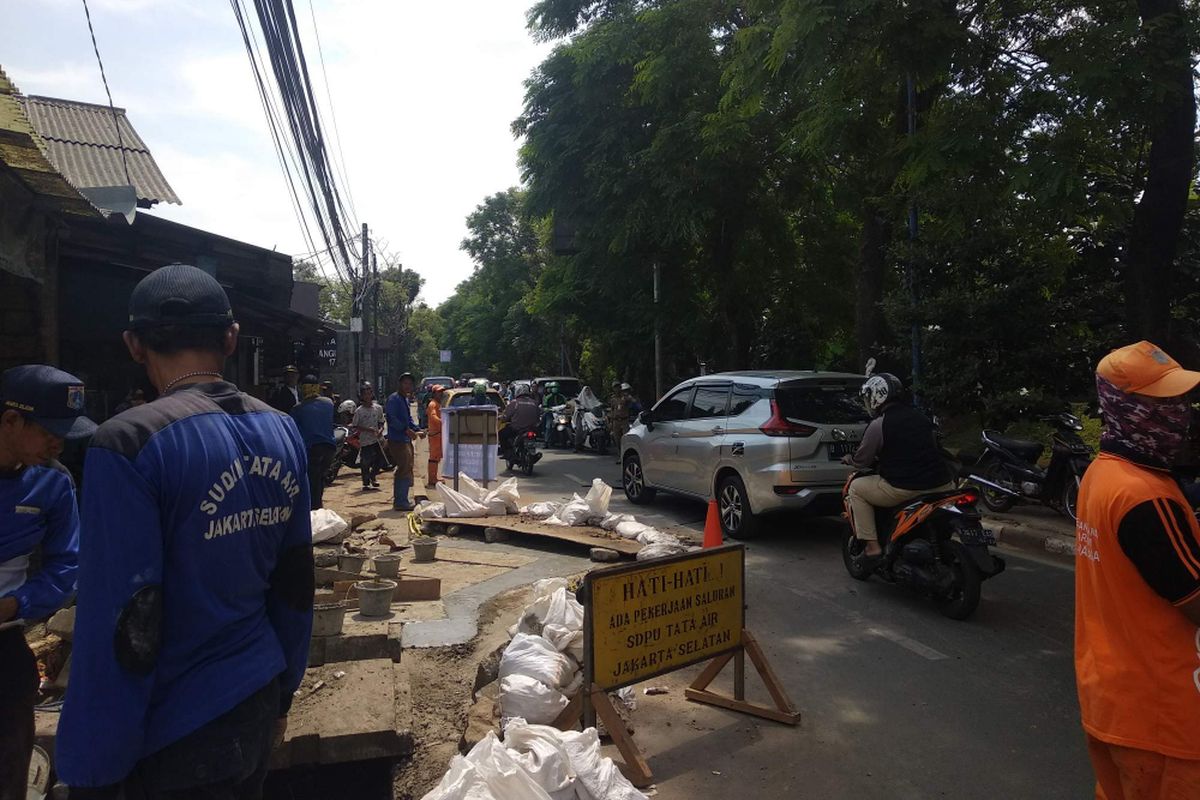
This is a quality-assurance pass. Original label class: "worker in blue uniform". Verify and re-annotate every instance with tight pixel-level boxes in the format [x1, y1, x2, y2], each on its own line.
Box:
[0, 364, 93, 800]
[57, 264, 314, 799]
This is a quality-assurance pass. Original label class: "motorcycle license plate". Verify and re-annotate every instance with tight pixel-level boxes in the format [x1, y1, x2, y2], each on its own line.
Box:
[958, 526, 997, 546]
[827, 441, 856, 460]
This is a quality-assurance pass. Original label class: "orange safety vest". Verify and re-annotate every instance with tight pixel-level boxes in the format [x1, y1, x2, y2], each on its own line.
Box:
[1075, 452, 1200, 759]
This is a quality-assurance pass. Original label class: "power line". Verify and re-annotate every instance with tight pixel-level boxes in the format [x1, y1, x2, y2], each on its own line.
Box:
[306, 0, 358, 225]
[79, 0, 132, 188]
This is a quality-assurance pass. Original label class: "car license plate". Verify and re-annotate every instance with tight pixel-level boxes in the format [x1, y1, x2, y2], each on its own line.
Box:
[958, 526, 997, 546]
[827, 441, 856, 460]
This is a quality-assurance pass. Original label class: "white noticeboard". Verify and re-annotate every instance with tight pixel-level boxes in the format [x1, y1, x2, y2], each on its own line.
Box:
[440, 407, 498, 483]
[439, 349, 452, 363]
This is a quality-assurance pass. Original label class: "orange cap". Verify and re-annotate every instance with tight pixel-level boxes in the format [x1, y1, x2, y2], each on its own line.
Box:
[1097, 340, 1200, 398]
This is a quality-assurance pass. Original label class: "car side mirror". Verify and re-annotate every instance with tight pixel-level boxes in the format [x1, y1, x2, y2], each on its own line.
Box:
[640, 410, 654, 430]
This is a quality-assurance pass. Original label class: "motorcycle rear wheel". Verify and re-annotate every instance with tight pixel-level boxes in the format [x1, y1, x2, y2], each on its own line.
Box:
[1061, 476, 1080, 522]
[841, 533, 873, 581]
[935, 542, 982, 621]
[978, 460, 1017, 513]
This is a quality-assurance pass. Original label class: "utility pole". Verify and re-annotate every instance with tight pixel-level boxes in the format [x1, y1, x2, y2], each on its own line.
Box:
[353, 222, 368, 389]
[653, 262, 663, 401]
[905, 73, 922, 405]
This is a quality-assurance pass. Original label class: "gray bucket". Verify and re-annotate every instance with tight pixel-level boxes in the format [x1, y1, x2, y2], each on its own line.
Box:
[312, 602, 346, 637]
[411, 537, 438, 563]
[355, 579, 397, 618]
[337, 553, 368, 573]
[373, 553, 403, 578]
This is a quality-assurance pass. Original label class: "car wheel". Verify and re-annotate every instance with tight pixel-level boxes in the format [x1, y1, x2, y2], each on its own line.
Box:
[623, 454, 656, 504]
[717, 474, 759, 539]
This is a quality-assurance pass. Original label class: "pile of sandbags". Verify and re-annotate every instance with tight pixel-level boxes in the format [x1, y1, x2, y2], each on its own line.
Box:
[499, 579, 584, 726]
[421, 720, 647, 800]
[417, 475, 522, 519]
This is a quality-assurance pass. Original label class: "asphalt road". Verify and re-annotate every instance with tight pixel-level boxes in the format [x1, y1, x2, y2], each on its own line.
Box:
[517, 446, 1094, 799]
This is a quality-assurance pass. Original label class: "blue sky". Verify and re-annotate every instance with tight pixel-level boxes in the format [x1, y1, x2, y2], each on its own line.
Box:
[1, 0, 551, 304]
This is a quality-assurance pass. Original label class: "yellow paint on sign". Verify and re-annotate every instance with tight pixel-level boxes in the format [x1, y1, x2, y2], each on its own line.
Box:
[589, 546, 744, 690]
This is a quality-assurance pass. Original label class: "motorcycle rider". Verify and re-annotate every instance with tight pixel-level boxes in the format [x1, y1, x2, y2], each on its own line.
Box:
[468, 382, 493, 406]
[542, 381, 568, 440]
[500, 385, 542, 460]
[844, 373, 955, 558]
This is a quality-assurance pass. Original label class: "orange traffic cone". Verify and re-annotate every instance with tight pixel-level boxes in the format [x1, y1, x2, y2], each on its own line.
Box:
[703, 499, 723, 548]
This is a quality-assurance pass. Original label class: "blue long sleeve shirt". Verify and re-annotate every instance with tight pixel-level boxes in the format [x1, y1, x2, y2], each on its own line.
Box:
[57, 382, 314, 788]
[0, 461, 79, 621]
[385, 392, 421, 443]
[289, 396, 336, 449]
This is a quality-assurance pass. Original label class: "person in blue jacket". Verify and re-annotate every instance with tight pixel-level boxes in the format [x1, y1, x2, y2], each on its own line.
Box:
[0, 364, 93, 800]
[290, 373, 336, 510]
[57, 264, 314, 799]
[385, 371, 424, 511]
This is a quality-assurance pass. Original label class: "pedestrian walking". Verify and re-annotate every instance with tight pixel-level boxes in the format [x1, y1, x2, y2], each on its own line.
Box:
[290, 374, 336, 510]
[385, 372, 424, 511]
[425, 385, 445, 490]
[56, 264, 313, 798]
[1075, 341, 1200, 798]
[352, 381, 386, 491]
[0, 365, 93, 800]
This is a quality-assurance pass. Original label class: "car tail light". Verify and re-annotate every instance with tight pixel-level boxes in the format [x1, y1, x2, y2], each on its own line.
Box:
[526, 431, 537, 439]
[759, 400, 817, 437]
[773, 486, 802, 496]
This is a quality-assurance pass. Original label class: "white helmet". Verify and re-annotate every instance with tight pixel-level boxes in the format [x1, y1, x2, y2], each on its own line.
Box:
[338, 399, 356, 415]
[861, 374, 903, 417]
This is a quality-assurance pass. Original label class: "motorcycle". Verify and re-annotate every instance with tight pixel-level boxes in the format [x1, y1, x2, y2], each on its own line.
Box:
[325, 425, 358, 484]
[545, 404, 573, 448]
[968, 412, 1092, 521]
[574, 405, 610, 455]
[505, 429, 541, 476]
[842, 472, 1006, 620]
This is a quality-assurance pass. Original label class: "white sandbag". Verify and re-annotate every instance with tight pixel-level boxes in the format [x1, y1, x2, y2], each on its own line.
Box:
[558, 727, 648, 800]
[456, 473, 487, 501]
[635, 529, 678, 546]
[541, 623, 584, 665]
[522, 501, 562, 519]
[415, 501, 447, 520]
[600, 512, 636, 531]
[637, 541, 688, 561]
[510, 588, 584, 645]
[499, 675, 569, 725]
[615, 520, 650, 539]
[484, 496, 510, 517]
[437, 483, 489, 518]
[500, 719, 578, 799]
[547, 499, 591, 527]
[583, 479, 612, 517]
[419, 732, 555, 800]
[310, 508, 348, 543]
[500, 634, 574, 689]
[531, 578, 569, 597]
[484, 478, 521, 514]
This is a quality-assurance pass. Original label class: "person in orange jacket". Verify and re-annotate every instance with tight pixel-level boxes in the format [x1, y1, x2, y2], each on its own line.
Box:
[425, 385, 445, 489]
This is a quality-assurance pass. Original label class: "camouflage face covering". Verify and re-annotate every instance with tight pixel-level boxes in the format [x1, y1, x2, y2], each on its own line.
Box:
[1097, 375, 1191, 468]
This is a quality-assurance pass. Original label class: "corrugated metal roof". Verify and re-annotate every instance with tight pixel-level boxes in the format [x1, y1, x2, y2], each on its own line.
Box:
[20, 95, 180, 207]
[0, 68, 101, 220]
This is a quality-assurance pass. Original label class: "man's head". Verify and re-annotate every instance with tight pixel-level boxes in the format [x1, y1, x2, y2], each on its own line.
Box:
[360, 380, 375, 403]
[320, 380, 334, 397]
[283, 366, 299, 386]
[473, 382, 487, 398]
[399, 372, 415, 395]
[301, 374, 321, 401]
[0, 365, 96, 467]
[1096, 341, 1200, 467]
[621, 383, 632, 396]
[122, 264, 239, 387]
[430, 384, 446, 402]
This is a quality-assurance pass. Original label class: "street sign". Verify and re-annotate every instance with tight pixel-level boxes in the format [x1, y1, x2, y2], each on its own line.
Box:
[439, 349, 452, 363]
[350, 317, 363, 333]
[587, 545, 744, 691]
[317, 334, 337, 367]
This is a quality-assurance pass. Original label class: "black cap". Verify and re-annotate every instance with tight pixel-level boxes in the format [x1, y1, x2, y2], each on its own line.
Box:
[1, 365, 97, 440]
[301, 374, 319, 384]
[128, 264, 234, 330]
[284, 365, 299, 374]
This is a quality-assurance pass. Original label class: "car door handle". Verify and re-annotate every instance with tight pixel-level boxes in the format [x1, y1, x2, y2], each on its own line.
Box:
[671, 432, 680, 438]
[711, 426, 724, 434]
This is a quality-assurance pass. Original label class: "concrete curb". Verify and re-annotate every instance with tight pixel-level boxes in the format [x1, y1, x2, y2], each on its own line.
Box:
[986, 515, 1075, 564]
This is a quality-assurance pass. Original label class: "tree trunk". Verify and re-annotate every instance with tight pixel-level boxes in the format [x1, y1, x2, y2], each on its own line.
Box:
[1124, 0, 1195, 346]
[855, 205, 889, 369]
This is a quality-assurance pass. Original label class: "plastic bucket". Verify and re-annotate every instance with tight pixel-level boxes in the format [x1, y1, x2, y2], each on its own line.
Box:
[337, 553, 368, 573]
[355, 579, 397, 618]
[312, 602, 346, 637]
[411, 538, 438, 563]
[373, 553, 403, 578]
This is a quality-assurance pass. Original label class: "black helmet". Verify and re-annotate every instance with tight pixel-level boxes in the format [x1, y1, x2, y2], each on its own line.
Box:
[861, 373, 903, 417]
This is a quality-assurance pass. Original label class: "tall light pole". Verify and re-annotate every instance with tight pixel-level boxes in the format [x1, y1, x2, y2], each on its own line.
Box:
[905, 73, 922, 405]
[653, 262, 663, 401]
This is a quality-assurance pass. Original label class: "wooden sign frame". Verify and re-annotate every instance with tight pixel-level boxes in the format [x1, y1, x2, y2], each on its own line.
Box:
[557, 544, 801, 787]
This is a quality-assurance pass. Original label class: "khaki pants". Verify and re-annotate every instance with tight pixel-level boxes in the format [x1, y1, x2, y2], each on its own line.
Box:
[389, 440, 415, 481]
[1088, 734, 1200, 799]
[847, 475, 955, 541]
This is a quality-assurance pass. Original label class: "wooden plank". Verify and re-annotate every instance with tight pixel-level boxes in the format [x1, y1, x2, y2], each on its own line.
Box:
[590, 686, 653, 787]
[684, 688, 801, 726]
[688, 650, 734, 691]
[743, 630, 798, 716]
[552, 691, 584, 730]
[424, 516, 641, 555]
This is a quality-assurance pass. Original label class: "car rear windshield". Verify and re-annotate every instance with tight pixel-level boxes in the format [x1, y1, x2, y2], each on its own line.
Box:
[775, 381, 869, 424]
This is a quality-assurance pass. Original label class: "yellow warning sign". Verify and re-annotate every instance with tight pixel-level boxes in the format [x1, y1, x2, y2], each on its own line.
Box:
[586, 545, 744, 690]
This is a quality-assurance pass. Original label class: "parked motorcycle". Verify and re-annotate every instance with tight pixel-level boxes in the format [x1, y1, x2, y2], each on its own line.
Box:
[545, 404, 573, 448]
[325, 425, 358, 484]
[842, 472, 1006, 620]
[505, 429, 541, 476]
[968, 412, 1092, 521]
[574, 405, 610, 455]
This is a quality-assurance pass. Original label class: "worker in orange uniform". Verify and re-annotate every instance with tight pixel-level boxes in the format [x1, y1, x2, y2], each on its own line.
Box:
[425, 385, 445, 490]
[1075, 341, 1200, 799]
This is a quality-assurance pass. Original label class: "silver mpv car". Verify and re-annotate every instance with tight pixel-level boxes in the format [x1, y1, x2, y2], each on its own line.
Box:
[620, 371, 870, 538]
